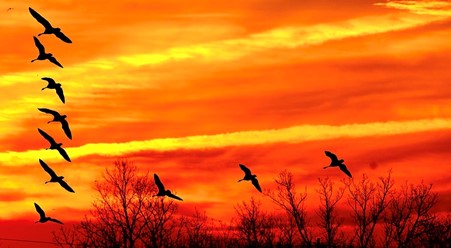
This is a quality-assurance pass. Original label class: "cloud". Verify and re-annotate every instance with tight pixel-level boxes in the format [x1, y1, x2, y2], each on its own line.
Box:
[376, 1, 451, 16]
[1, 118, 451, 166]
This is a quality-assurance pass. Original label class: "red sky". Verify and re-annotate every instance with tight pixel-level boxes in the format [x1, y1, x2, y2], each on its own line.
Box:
[1, 0, 451, 246]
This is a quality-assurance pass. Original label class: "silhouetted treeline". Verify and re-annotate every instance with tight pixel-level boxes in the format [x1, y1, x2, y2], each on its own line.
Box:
[53, 160, 451, 248]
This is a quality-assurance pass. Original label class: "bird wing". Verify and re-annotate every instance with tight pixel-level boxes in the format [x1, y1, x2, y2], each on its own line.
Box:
[38, 159, 57, 178]
[58, 180, 75, 193]
[37, 108, 59, 117]
[167, 193, 183, 201]
[34, 203, 46, 218]
[29, 7, 52, 29]
[239, 164, 252, 176]
[55, 86, 65, 103]
[61, 119, 72, 139]
[56, 146, 71, 162]
[49, 218, 64, 224]
[339, 164, 352, 178]
[33, 36, 45, 54]
[154, 174, 165, 192]
[38, 128, 55, 144]
[48, 56, 63, 68]
[54, 30, 72, 43]
[251, 178, 262, 192]
[325, 151, 338, 162]
[41, 77, 55, 84]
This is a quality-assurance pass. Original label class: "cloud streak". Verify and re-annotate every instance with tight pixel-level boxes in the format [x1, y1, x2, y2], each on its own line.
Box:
[1, 118, 450, 166]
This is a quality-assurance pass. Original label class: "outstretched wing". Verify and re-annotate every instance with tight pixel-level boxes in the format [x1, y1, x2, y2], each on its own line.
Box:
[239, 164, 252, 176]
[55, 86, 65, 103]
[34, 203, 45, 218]
[339, 164, 352, 178]
[325, 151, 338, 162]
[38, 159, 57, 178]
[38, 108, 59, 117]
[251, 178, 262, 193]
[154, 174, 165, 192]
[33, 36, 45, 54]
[54, 30, 72, 43]
[58, 180, 75, 193]
[49, 218, 64, 224]
[48, 56, 63, 68]
[61, 119, 72, 139]
[167, 193, 183, 201]
[41, 77, 55, 84]
[56, 147, 71, 162]
[29, 7, 52, 29]
[38, 128, 55, 144]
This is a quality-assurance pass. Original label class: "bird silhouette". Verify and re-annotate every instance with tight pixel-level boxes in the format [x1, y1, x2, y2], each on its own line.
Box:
[31, 36, 63, 68]
[323, 151, 352, 178]
[29, 7, 72, 43]
[34, 202, 63, 224]
[39, 159, 74, 193]
[38, 108, 71, 139]
[41, 77, 65, 103]
[153, 174, 183, 201]
[38, 128, 71, 162]
[238, 164, 262, 192]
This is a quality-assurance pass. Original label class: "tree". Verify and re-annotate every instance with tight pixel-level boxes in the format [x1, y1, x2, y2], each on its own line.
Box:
[316, 177, 345, 248]
[53, 160, 179, 248]
[383, 182, 438, 248]
[266, 170, 312, 247]
[345, 171, 394, 248]
[234, 197, 277, 248]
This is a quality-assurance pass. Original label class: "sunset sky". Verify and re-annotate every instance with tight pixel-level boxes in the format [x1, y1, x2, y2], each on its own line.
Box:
[1, 0, 451, 246]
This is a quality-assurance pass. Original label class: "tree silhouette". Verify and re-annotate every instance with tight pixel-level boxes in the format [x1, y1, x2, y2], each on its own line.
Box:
[382, 182, 438, 248]
[53, 160, 180, 248]
[233, 197, 277, 248]
[345, 171, 394, 248]
[316, 177, 345, 247]
[266, 170, 312, 246]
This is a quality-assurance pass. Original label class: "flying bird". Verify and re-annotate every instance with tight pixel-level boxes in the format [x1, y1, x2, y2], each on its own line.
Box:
[29, 7, 72, 43]
[38, 108, 71, 139]
[41, 77, 65, 103]
[38, 128, 71, 162]
[238, 164, 262, 192]
[323, 151, 352, 178]
[39, 159, 74, 193]
[153, 174, 183, 201]
[7, 8, 13, 12]
[31, 36, 63, 68]
[34, 202, 63, 224]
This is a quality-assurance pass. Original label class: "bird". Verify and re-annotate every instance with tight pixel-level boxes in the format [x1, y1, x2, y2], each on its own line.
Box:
[34, 202, 63, 224]
[28, 7, 72, 43]
[40, 77, 65, 103]
[7, 8, 13, 12]
[38, 128, 71, 162]
[153, 174, 183, 201]
[39, 159, 74, 193]
[31, 36, 63, 68]
[238, 164, 262, 192]
[38, 108, 72, 139]
[323, 151, 352, 178]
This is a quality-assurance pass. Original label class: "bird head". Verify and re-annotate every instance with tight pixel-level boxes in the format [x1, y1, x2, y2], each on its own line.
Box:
[55, 28, 61, 32]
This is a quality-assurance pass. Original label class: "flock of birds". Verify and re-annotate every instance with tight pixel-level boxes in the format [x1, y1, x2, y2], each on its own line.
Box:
[27, 7, 353, 225]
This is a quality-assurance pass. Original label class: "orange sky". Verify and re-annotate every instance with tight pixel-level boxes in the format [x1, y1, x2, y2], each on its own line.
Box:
[1, 0, 451, 246]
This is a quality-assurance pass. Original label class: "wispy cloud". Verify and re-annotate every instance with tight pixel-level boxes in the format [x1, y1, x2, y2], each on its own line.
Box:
[376, 1, 451, 16]
[1, 118, 450, 166]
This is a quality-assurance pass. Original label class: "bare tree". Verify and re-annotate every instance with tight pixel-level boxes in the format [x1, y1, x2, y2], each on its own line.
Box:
[345, 171, 394, 248]
[266, 170, 312, 247]
[383, 182, 438, 248]
[234, 197, 277, 248]
[53, 160, 180, 248]
[418, 214, 451, 247]
[316, 177, 345, 248]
